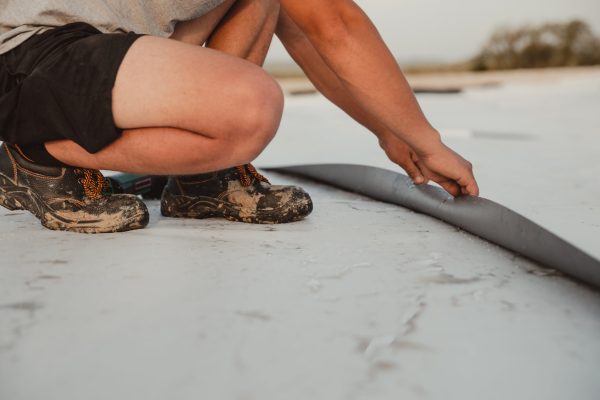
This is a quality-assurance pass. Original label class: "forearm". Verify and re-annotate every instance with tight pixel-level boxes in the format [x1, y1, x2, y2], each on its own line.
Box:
[280, 0, 441, 154]
[276, 9, 397, 143]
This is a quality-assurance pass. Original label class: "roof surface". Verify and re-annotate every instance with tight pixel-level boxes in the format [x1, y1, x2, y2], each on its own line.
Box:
[1, 68, 599, 400]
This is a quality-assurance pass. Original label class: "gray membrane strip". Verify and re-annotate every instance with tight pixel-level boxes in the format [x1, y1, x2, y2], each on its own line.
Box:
[268, 164, 600, 289]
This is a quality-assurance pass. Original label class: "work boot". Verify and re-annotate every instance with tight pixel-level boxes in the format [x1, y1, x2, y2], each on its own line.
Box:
[0, 143, 149, 233]
[161, 164, 313, 224]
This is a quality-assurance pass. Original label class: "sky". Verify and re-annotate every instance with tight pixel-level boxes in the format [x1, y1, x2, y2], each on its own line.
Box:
[266, 0, 600, 64]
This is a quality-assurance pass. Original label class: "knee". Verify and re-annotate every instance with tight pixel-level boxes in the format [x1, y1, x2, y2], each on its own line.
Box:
[231, 69, 283, 161]
[248, 70, 284, 140]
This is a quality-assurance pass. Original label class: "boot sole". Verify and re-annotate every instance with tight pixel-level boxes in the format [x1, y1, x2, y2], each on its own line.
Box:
[0, 173, 149, 233]
[161, 190, 312, 224]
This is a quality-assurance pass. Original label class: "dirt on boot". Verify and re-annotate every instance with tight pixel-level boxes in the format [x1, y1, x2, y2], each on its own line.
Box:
[0, 144, 149, 233]
[161, 164, 313, 224]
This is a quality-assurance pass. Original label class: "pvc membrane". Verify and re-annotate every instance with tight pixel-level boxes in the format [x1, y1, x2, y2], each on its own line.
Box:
[269, 164, 600, 289]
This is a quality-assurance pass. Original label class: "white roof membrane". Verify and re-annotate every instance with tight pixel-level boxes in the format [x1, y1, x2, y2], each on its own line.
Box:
[1, 70, 599, 399]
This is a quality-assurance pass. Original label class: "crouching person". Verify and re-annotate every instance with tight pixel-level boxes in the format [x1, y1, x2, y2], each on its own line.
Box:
[0, 0, 312, 233]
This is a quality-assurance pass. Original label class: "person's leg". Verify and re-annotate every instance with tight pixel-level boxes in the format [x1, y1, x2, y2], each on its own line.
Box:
[45, 3, 284, 175]
[205, 0, 281, 66]
[0, 0, 309, 230]
[170, 0, 280, 66]
[0, 1, 291, 232]
[45, 36, 282, 174]
[168, 0, 237, 45]
[157, 0, 312, 224]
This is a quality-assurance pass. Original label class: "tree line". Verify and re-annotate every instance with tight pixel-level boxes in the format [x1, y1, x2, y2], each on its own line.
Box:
[471, 20, 600, 71]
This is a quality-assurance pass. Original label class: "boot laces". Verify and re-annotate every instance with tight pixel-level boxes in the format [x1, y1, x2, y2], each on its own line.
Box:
[75, 168, 110, 200]
[235, 164, 270, 187]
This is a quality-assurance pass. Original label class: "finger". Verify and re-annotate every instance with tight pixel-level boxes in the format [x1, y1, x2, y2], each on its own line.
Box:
[412, 156, 430, 184]
[456, 170, 479, 196]
[464, 181, 479, 196]
[402, 160, 425, 184]
[412, 159, 432, 185]
[410, 151, 420, 163]
[437, 179, 461, 197]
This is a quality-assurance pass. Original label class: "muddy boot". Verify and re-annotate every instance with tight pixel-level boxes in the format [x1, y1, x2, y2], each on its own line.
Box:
[0, 143, 149, 233]
[161, 164, 313, 224]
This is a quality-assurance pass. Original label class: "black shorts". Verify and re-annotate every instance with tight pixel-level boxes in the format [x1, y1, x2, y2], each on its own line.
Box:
[0, 22, 143, 153]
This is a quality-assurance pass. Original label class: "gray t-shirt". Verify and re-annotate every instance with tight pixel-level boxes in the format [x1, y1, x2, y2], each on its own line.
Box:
[0, 0, 226, 54]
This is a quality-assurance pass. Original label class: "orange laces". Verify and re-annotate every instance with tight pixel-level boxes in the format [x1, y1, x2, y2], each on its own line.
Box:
[75, 169, 109, 200]
[235, 164, 270, 187]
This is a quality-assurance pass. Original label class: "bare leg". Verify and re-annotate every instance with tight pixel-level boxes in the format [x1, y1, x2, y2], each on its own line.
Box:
[172, 0, 280, 66]
[46, 2, 283, 174]
[168, 0, 237, 45]
[206, 0, 281, 66]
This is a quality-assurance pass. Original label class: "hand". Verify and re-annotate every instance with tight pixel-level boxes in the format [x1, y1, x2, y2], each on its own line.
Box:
[380, 132, 479, 197]
[379, 135, 427, 185]
[416, 141, 479, 197]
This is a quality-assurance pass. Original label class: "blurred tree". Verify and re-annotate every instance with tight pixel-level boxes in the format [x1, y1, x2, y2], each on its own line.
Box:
[471, 20, 600, 70]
